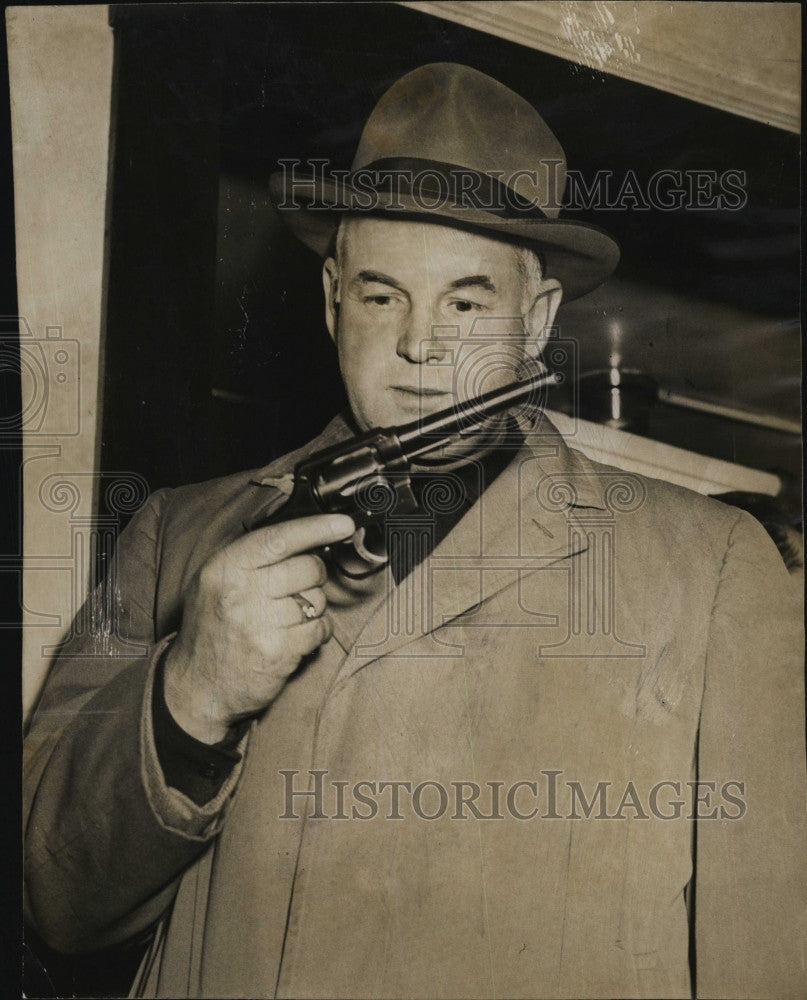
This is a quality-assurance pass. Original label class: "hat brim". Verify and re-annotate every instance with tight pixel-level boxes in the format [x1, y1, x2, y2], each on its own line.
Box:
[269, 173, 619, 301]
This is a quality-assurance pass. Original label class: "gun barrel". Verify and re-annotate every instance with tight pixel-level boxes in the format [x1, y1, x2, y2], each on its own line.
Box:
[396, 371, 561, 460]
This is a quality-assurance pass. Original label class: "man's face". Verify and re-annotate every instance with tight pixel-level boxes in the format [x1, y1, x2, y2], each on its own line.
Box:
[322, 217, 560, 434]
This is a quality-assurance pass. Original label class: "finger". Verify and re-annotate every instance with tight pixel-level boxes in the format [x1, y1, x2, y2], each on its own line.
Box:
[266, 554, 327, 598]
[228, 514, 355, 570]
[274, 587, 327, 629]
[275, 615, 332, 660]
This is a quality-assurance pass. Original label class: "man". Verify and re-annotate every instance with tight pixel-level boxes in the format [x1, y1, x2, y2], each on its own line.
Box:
[24, 63, 805, 999]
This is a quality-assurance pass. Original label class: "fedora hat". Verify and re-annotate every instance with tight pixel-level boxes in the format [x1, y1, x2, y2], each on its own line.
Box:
[269, 62, 619, 300]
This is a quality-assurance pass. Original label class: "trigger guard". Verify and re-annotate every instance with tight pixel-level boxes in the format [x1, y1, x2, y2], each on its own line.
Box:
[351, 526, 389, 566]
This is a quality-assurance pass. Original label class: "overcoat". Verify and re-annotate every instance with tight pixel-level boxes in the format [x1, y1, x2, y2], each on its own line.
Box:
[24, 415, 806, 999]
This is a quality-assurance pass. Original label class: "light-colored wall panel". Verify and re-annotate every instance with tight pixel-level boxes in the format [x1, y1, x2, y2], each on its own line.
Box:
[401, 1, 800, 132]
[8, 5, 113, 717]
[545, 409, 781, 497]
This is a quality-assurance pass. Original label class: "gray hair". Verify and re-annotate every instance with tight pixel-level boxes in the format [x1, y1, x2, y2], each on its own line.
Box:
[515, 245, 546, 314]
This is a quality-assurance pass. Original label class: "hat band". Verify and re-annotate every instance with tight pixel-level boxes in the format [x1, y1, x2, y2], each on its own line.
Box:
[347, 157, 549, 220]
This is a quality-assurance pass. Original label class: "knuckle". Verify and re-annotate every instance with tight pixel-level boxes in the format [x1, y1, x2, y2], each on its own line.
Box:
[264, 526, 288, 560]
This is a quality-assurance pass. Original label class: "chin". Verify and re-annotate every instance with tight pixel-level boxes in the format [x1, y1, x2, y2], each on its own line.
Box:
[350, 402, 398, 432]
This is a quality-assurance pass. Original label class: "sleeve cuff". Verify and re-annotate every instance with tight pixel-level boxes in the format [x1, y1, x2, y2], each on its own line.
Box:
[139, 636, 251, 838]
[151, 643, 250, 804]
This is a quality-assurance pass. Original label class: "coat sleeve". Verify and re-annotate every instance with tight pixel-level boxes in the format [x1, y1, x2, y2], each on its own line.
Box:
[695, 509, 807, 998]
[24, 489, 246, 955]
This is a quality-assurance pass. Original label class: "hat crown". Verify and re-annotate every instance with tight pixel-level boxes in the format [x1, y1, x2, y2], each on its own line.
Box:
[353, 63, 566, 219]
[268, 62, 620, 299]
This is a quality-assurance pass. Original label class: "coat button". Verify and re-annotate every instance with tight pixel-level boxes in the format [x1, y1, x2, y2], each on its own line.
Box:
[201, 761, 220, 780]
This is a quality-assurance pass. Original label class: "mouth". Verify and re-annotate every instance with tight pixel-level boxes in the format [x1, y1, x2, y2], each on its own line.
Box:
[390, 386, 451, 399]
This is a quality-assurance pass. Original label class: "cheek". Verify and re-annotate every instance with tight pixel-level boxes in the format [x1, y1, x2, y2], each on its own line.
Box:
[335, 325, 391, 409]
[337, 309, 398, 370]
[338, 329, 381, 374]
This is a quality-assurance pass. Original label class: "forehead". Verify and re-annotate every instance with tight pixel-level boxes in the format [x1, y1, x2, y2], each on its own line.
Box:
[339, 217, 521, 285]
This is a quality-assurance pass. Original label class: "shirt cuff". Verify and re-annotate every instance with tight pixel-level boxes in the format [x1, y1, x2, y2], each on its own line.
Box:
[140, 637, 250, 838]
[151, 643, 251, 805]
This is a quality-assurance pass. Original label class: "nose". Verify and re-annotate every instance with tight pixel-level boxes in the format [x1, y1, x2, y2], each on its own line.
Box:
[396, 301, 448, 364]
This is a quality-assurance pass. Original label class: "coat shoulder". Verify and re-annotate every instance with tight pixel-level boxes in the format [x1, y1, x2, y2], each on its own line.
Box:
[565, 443, 765, 566]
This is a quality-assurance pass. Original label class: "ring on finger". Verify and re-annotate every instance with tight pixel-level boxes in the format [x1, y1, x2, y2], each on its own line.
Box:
[290, 591, 319, 624]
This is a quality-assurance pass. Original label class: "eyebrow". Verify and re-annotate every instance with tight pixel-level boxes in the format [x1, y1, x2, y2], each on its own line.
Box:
[351, 270, 498, 295]
[447, 275, 497, 294]
[353, 270, 406, 292]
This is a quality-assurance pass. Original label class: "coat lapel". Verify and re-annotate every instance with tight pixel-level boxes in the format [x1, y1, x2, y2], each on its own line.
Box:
[333, 418, 608, 676]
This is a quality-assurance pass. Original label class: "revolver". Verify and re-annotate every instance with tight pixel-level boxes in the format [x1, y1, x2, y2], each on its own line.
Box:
[252, 370, 560, 571]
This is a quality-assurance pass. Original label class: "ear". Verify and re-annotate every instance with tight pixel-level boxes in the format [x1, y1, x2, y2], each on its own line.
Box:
[322, 256, 339, 342]
[523, 278, 562, 359]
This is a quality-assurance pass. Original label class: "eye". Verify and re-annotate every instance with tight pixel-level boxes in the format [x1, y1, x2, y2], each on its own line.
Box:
[362, 293, 405, 310]
[449, 299, 485, 313]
